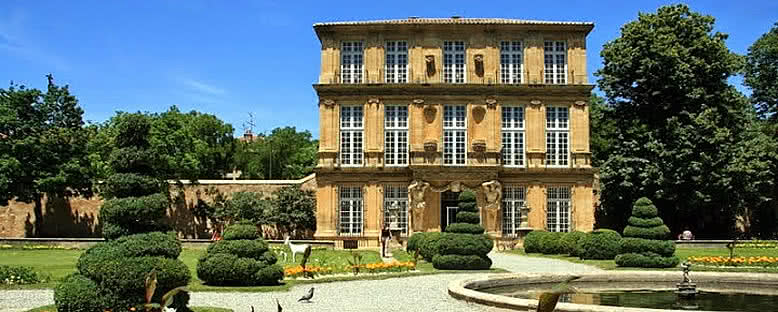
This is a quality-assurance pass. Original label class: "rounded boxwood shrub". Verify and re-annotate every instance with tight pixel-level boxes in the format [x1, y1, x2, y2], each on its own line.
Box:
[620, 237, 675, 256]
[623, 225, 671, 240]
[86, 256, 190, 309]
[206, 239, 270, 261]
[54, 273, 103, 312]
[538, 232, 565, 255]
[560, 231, 587, 255]
[222, 223, 259, 240]
[114, 232, 182, 258]
[456, 211, 480, 224]
[100, 193, 169, 240]
[407, 232, 425, 252]
[445, 223, 485, 234]
[254, 264, 284, 285]
[571, 232, 592, 257]
[197, 253, 264, 286]
[632, 197, 658, 218]
[627, 216, 665, 228]
[436, 233, 493, 256]
[419, 232, 444, 262]
[432, 254, 492, 270]
[615, 252, 680, 268]
[522, 231, 547, 253]
[457, 191, 477, 212]
[580, 229, 622, 260]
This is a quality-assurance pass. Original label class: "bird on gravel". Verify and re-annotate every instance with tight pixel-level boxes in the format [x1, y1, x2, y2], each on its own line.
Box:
[276, 298, 283, 312]
[537, 275, 581, 312]
[298, 287, 315, 302]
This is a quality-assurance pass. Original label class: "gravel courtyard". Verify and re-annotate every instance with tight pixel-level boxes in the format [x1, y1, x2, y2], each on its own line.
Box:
[0, 252, 603, 312]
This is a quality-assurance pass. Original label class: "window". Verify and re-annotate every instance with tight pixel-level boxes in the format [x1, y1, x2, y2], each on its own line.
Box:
[502, 186, 526, 237]
[340, 106, 363, 166]
[339, 186, 363, 236]
[545, 106, 569, 167]
[444, 41, 466, 83]
[383, 185, 408, 235]
[385, 41, 408, 83]
[384, 105, 408, 166]
[443, 105, 466, 165]
[502, 105, 525, 167]
[341, 41, 364, 84]
[544, 41, 567, 84]
[546, 186, 571, 232]
[500, 41, 523, 84]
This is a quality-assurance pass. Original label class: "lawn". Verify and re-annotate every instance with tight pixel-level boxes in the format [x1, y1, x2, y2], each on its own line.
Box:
[506, 247, 778, 273]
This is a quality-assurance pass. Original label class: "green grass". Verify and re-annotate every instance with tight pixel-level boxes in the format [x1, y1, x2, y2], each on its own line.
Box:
[505, 247, 778, 273]
[25, 305, 232, 312]
[0, 249, 81, 289]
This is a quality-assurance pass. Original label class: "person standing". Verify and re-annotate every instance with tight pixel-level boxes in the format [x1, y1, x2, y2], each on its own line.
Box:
[381, 224, 392, 257]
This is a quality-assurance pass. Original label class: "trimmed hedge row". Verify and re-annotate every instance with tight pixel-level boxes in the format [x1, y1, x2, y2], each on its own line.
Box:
[444, 223, 485, 234]
[615, 252, 680, 268]
[623, 225, 671, 240]
[580, 229, 622, 260]
[560, 231, 588, 256]
[222, 223, 260, 240]
[436, 233, 492, 256]
[196, 253, 283, 286]
[627, 216, 665, 228]
[620, 237, 675, 257]
[455, 211, 481, 225]
[523, 231, 565, 255]
[432, 254, 492, 270]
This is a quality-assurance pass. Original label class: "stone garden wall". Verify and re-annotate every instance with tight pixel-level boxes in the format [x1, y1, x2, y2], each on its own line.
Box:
[0, 174, 316, 238]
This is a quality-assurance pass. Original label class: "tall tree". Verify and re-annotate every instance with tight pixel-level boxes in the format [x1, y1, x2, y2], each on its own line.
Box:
[0, 75, 93, 235]
[589, 93, 617, 167]
[744, 22, 778, 120]
[595, 4, 777, 237]
[234, 127, 317, 179]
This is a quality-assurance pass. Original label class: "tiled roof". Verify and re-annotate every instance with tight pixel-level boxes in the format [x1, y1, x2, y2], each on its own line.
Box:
[314, 17, 593, 27]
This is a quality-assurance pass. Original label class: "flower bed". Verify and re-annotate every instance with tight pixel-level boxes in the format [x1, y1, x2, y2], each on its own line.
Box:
[687, 256, 778, 267]
[0, 265, 48, 285]
[735, 241, 778, 249]
[284, 261, 416, 279]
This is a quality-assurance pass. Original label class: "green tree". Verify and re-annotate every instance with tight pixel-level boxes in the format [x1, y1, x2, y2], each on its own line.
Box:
[744, 22, 778, 120]
[595, 4, 777, 237]
[0, 75, 93, 235]
[589, 94, 617, 167]
[269, 186, 316, 237]
[215, 191, 271, 226]
[234, 127, 317, 179]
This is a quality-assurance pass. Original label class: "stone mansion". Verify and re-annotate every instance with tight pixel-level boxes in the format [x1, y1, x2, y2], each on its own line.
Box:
[312, 17, 595, 248]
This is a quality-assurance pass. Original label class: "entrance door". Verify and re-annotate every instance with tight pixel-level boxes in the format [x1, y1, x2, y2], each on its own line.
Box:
[441, 190, 460, 231]
[446, 206, 459, 227]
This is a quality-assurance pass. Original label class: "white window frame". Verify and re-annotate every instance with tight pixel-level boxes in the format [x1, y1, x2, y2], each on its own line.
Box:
[545, 106, 569, 168]
[500, 41, 523, 84]
[383, 185, 409, 236]
[340, 106, 364, 166]
[385, 41, 408, 83]
[546, 186, 571, 232]
[384, 105, 408, 166]
[544, 40, 567, 84]
[502, 186, 526, 237]
[502, 105, 525, 167]
[443, 41, 466, 83]
[339, 186, 363, 236]
[443, 105, 467, 166]
[341, 41, 364, 84]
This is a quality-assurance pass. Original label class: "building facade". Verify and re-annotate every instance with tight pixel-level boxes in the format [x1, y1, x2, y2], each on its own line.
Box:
[312, 17, 595, 248]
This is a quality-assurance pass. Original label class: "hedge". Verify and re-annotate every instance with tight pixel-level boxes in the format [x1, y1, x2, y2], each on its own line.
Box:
[523, 231, 565, 255]
[627, 216, 665, 228]
[623, 225, 671, 240]
[560, 231, 588, 256]
[456, 211, 481, 224]
[54, 274, 103, 312]
[445, 223, 485, 234]
[206, 239, 271, 261]
[580, 229, 622, 260]
[0, 265, 45, 285]
[114, 232, 182, 258]
[419, 232, 444, 262]
[197, 253, 281, 286]
[615, 252, 680, 268]
[571, 232, 592, 257]
[222, 223, 260, 240]
[101, 173, 163, 199]
[522, 231, 545, 253]
[407, 233, 424, 253]
[435, 233, 493, 256]
[632, 197, 659, 218]
[432, 254, 492, 270]
[620, 237, 675, 257]
[254, 264, 285, 285]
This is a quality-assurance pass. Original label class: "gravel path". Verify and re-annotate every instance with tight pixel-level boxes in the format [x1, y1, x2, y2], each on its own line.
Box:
[0, 251, 602, 312]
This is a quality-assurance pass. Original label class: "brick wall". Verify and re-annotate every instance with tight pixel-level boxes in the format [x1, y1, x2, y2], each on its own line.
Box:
[0, 174, 316, 238]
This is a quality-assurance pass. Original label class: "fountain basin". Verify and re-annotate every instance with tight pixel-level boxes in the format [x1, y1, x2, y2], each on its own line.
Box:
[448, 271, 778, 312]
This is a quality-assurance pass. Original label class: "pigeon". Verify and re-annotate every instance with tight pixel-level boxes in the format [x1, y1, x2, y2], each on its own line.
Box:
[298, 287, 315, 302]
[250, 306, 254, 312]
[276, 298, 283, 312]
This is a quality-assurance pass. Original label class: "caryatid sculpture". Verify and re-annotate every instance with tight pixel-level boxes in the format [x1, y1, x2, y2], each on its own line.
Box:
[408, 180, 430, 232]
[481, 180, 503, 232]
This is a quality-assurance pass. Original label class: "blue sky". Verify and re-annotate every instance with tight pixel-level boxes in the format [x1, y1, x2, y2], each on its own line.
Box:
[1, 1, 776, 138]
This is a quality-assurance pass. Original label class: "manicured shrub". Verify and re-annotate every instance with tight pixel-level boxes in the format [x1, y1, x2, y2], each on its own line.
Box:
[458, 190, 478, 212]
[620, 237, 675, 256]
[54, 274, 103, 312]
[87, 256, 190, 309]
[571, 232, 592, 257]
[631, 197, 658, 218]
[436, 233, 493, 256]
[615, 252, 680, 268]
[418, 232, 444, 262]
[456, 211, 480, 224]
[432, 254, 492, 270]
[538, 232, 565, 255]
[254, 264, 284, 285]
[100, 193, 169, 239]
[206, 239, 270, 260]
[580, 229, 622, 260]
[114, 232, 182, 258]
[445, 223, 485, 234]
[406, 232, 425, 252]
[0, 265, 45, 285]
[623, 225, 671, 240]
[197, 253, 264, 286]
[627, 216, 665, 228]
[522, 231, 547, 254]
[560, 231, 588, 256]
[222, 223, 260, 240]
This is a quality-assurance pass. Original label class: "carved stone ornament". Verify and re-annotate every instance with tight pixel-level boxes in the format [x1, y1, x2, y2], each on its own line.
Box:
[425, 55, 436, 77]
[412, 98, 425, 106]
[368, 98, 380, 105]
[485, 98, 497, 108]
[322, 99, 336, 107]
[529, 99, 542, 107]
[574, 100, 586, 106]
[472, 140, 487, 153]
[474, 54, 484, 63]
[424, 140, 438, 153]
